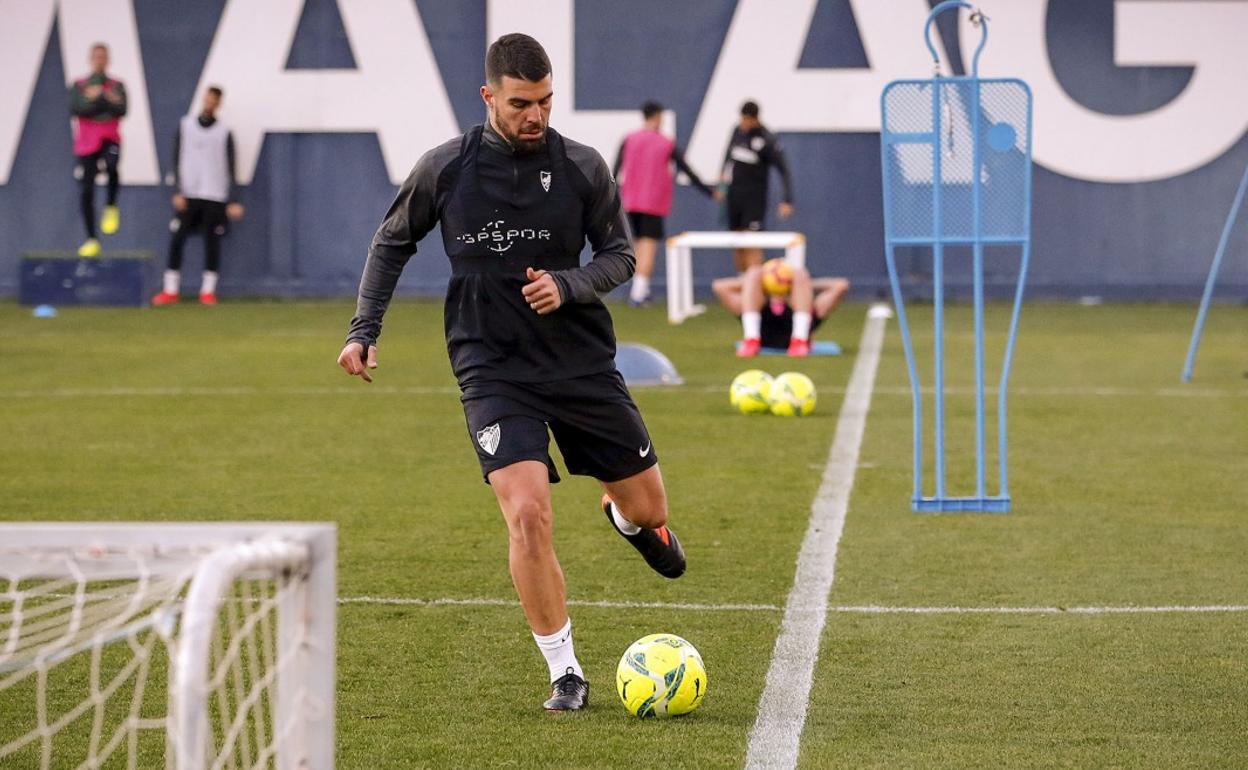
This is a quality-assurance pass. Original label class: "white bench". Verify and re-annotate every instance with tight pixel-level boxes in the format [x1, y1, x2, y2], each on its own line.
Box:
[663, 231, 806, 323]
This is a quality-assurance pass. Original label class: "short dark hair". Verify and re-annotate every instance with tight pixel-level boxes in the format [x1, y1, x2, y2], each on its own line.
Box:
[486, 34, 551, 86]
[207, 85, 224, 98]
[741, 101, 760, 118]
[91, 42, 108, 53]
[642, 101, 663, 120]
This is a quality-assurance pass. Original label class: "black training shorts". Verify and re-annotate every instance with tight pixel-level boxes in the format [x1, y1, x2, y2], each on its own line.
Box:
[626, 211, 665, 240]
[174, 198, 229, 236]
[76, 140, 120, 180]
[727, 191, 766, 232]
[461, 370, 658, 484]
[757, 303, 826, 348]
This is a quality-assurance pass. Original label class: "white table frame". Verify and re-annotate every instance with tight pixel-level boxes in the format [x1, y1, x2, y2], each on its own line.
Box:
[663, 231, 806, 323]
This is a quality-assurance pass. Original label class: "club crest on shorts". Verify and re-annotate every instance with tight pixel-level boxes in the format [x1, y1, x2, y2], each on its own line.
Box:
[476, 423, 501, 456]
[540, 170, 552, 192]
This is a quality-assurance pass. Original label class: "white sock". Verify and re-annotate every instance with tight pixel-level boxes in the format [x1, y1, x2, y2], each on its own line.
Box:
[629, 276, 650, 302]
[200, 271, 218, 296]
[533, 618, 582, 682]
[792, 311, 812, 341]
[742, 311, 761, 340]
[163, 270, 180, 295]
[610, 501, 641, 536]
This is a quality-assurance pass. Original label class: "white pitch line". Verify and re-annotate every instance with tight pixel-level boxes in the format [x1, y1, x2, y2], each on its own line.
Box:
[40, 591, 1246, 615]
[335, 596, 1248, 615]
[833, 604, 1248, 616]
[830, 605, 1248, 614]
[0, 384, 1242, 400]
[0, 385, 465, 398]
[338, 596, 782, 612]
[877, 385, 1247, 399]
[743, 304, 889, 770]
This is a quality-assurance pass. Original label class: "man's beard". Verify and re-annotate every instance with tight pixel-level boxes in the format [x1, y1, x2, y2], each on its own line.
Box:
[492, 107, 546, 155]
[512, 134, 546, 155]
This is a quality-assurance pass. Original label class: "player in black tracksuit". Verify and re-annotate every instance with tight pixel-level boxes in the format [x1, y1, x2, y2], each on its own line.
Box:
[721, 100, 795, 273]
[338, 34, 684, 713]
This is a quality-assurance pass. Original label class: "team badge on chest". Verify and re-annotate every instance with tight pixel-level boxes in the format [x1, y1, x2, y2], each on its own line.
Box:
[540, 170, 552, 192]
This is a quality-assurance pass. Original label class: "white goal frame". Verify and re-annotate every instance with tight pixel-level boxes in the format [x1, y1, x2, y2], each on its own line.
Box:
[0, 522, 336, 770]
[664, 231, 807, 324]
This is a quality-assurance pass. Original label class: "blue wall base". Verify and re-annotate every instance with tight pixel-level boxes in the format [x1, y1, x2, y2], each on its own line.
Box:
[19, 252, 152, 307]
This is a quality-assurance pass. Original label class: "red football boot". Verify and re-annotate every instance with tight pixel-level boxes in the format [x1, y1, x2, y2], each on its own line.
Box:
[199, 293, 218, 306]
[151, 292, 179, 306]
[736, 337, 762, 357]
[787, 337, 811, 357]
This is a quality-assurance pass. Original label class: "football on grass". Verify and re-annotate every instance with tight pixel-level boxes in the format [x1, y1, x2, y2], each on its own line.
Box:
[768, 372, 817, 416]
[616, 633, 707, 718]
[730, 369, 773, 414]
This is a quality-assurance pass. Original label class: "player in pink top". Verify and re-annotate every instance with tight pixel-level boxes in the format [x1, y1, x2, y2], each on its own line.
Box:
[613, 101, 718, 306]
[69, 43, 128, 258]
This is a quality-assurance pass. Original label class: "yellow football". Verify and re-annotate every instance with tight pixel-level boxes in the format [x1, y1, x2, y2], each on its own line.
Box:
[761, 258, 793, 297]
[768, 371, 817, 416]
[616, 633, 708, 718]
[730, 370, 773, 414]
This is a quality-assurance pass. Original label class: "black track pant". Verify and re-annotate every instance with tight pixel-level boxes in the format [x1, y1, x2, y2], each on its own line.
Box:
[76, 141, 120, 239]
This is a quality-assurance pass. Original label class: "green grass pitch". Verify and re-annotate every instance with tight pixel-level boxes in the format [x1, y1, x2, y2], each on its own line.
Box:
[0, 298, 1245, 768]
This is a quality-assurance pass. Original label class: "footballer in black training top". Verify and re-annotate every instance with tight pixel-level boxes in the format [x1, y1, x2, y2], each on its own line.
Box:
[337, 33, 686, 713]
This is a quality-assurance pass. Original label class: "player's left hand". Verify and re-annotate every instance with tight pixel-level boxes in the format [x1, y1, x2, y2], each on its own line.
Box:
[337, 341, 377, 383]
[226, 203, 245, 221]
[522, 268, 562, 315]
[778, 202, 794, 220]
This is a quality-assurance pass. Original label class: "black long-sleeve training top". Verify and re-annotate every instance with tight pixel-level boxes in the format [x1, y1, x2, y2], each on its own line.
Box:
[721, 125, 793, 204]
[346, 121, 635, 386]
[69, 73, 128, 121]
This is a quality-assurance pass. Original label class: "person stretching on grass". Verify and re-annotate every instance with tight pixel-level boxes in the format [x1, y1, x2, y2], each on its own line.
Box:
[713, 262, 849, 357]
[337, 33, 686, 713]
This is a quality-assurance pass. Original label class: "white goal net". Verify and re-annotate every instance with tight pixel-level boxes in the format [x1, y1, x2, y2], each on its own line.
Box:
[0, 523, 335, 770]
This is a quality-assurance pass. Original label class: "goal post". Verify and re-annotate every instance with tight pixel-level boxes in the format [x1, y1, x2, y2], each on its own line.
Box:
[0, 522, 336, 770]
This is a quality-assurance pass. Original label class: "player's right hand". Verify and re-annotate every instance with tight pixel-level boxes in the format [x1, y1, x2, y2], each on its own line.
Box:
[337, 341, 378, 383]
[172, 194, 187, 212]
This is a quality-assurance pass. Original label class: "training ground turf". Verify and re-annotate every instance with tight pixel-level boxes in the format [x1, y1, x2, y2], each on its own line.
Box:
[1, 298, 1245, 768]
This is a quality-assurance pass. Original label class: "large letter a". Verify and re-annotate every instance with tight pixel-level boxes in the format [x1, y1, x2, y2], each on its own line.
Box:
[194, 0, 458, 185]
